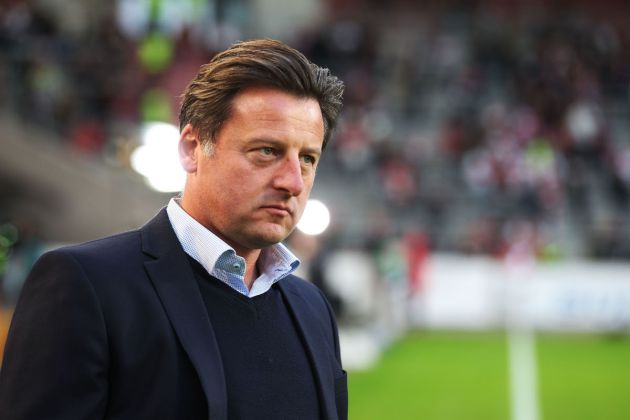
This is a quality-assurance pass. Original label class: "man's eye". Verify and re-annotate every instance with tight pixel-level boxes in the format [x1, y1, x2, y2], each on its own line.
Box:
[260, 147, 275, 155]
[302, 155, 316, 165]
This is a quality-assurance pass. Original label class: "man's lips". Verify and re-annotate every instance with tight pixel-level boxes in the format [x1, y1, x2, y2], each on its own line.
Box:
[260, 204, 293, 216]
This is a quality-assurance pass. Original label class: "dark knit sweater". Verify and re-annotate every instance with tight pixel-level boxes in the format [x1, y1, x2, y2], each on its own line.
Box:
[188, 256, 322, 420]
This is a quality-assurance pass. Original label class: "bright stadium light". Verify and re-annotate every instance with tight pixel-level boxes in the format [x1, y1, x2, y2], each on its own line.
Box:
[297, 199, 330, 235]
[130, 122, 186, 193]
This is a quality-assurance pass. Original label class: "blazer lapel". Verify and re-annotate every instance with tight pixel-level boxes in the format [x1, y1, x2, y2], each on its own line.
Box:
[278, 279, 338, 420]
[140, 209, 227, 420]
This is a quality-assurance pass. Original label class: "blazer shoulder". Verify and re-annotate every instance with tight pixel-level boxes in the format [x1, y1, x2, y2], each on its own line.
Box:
[53, 230, 142, 261]
[28, 230, 145, 288]
[37, 208, 169, 265]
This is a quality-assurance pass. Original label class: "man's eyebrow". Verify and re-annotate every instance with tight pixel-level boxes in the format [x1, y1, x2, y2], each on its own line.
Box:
[247, 137, 283, 146]
[301, 146, 322, 156]
[248, 138, 322, 154]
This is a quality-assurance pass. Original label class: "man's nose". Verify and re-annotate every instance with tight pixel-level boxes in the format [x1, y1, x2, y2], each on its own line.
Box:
[272, 154, 305, 196]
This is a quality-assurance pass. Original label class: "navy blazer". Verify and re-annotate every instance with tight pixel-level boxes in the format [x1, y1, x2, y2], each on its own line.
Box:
[0, 209, 348, 420]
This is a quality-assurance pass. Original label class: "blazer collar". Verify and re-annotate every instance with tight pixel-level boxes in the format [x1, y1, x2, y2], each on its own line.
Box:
[140, 209, 227, 420]
[278, 278, 339, 420]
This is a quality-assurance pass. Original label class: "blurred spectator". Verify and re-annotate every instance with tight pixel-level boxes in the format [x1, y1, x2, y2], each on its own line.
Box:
[2, 0, 630, 260]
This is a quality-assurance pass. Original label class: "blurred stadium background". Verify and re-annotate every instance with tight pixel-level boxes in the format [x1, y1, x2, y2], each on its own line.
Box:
[1, 0, 630, 419]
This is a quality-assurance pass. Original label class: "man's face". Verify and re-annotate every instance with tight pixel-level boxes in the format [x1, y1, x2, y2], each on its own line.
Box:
[179, 87, 325, 255]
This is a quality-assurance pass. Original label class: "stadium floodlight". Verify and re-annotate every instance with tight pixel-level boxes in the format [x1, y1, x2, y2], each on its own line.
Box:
[297, 199, 330, 235]
[130, 122, 186, 193]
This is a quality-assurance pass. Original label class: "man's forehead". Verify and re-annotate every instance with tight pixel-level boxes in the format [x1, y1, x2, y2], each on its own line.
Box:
[230, 89, 323, 126]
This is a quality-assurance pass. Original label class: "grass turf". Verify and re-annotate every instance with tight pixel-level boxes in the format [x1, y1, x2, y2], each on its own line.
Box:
[537, 333, 630, 420]
[348, 331, 630, 420]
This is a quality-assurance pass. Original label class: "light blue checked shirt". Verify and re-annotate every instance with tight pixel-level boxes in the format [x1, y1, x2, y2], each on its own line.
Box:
[166, 198, 300, 297]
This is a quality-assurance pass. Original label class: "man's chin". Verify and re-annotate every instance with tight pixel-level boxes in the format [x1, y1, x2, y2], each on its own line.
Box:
[233, 224, 292, 250]
[255, 224, 295, 246]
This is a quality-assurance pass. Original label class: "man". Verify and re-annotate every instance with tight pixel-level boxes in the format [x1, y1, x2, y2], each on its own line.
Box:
[0, 39, 346, 419]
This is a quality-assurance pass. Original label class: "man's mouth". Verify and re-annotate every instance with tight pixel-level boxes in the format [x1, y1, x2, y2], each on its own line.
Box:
[260, 204, 293, 216]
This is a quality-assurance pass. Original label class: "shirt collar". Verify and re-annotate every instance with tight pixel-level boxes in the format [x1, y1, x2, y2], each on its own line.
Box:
[165, 198, 300, 297]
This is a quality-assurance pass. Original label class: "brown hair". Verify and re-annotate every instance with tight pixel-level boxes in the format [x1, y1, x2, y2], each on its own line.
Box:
[179, 39, 344, 150]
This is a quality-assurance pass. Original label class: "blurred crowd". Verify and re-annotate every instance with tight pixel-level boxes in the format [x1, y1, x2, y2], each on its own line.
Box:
[306, 4, 630, 261]
[1, 0, 630, 275]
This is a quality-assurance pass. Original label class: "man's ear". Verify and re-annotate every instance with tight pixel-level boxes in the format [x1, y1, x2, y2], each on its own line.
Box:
[179, 124, 200, 173]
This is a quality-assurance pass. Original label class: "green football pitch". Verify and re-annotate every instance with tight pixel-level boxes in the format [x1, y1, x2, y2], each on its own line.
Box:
[348, 331, 630, 420]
